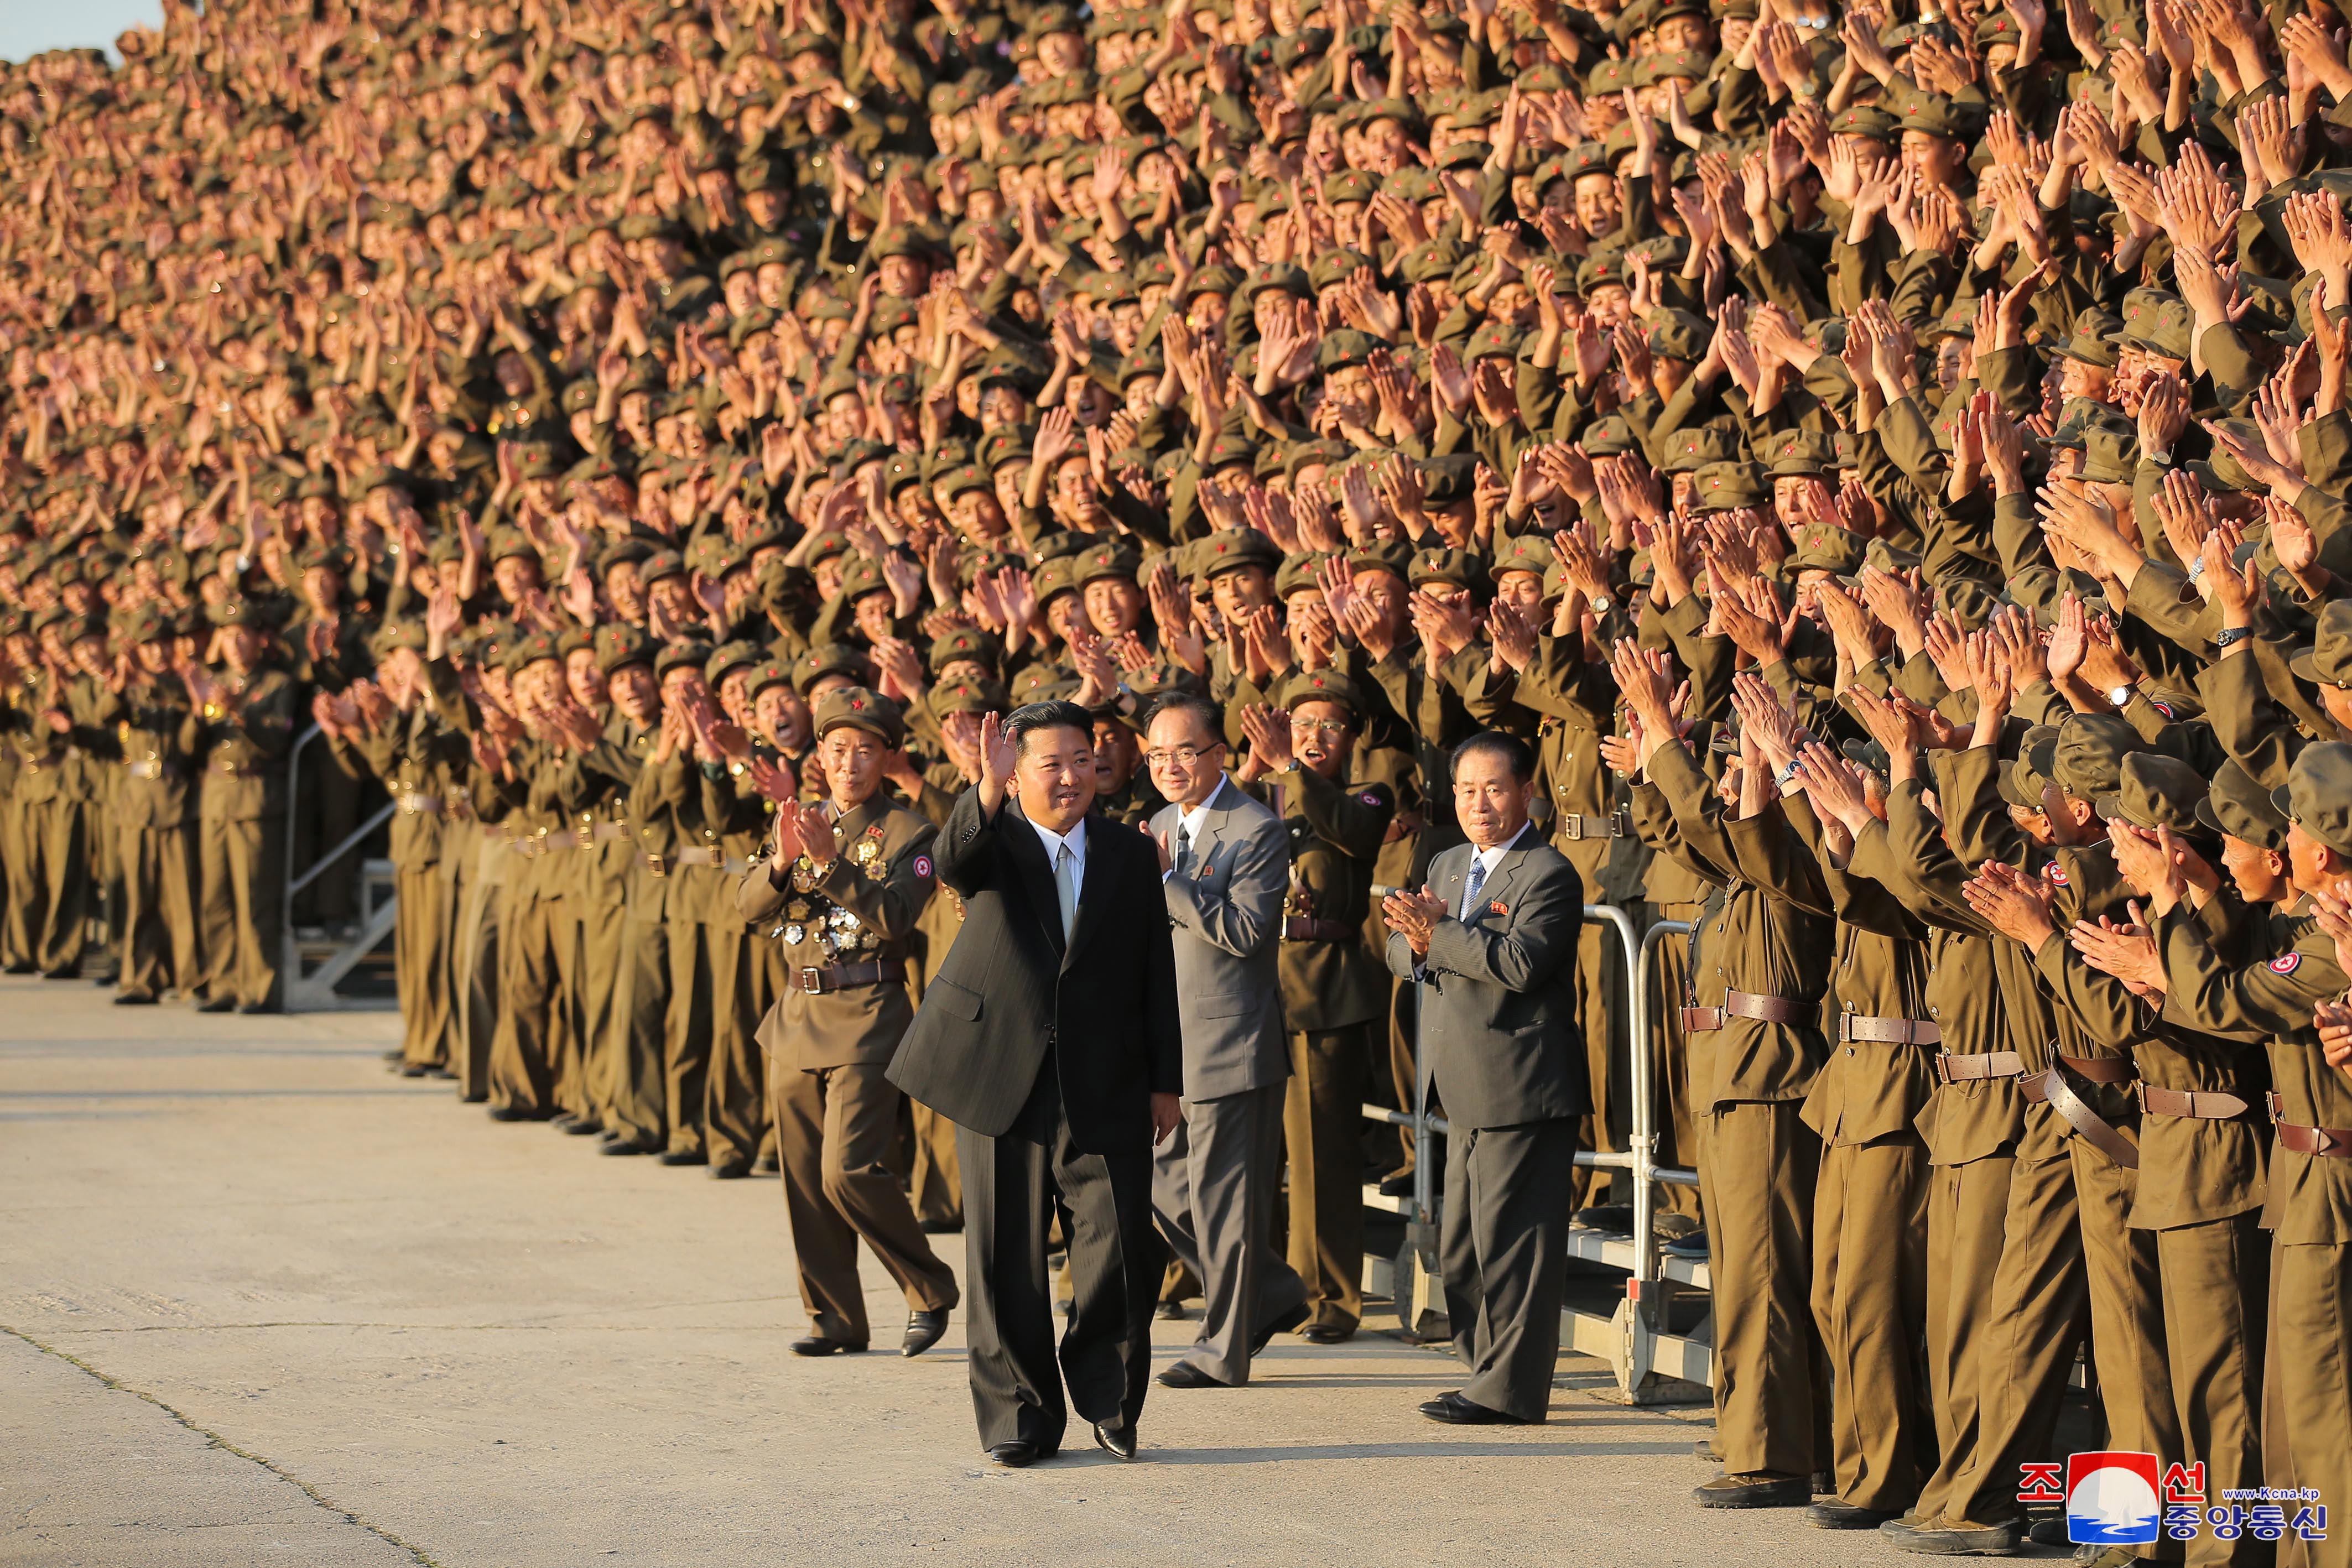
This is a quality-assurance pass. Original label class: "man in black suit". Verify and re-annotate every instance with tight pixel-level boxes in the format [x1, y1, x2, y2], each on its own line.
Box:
[1382, 730, 1587, 1426]
[889, 701, 1183, 1467]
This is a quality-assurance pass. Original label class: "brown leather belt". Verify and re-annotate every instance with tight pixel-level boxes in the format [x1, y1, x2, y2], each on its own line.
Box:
[795, 958, 906, 994]
[1935, 1051, 2023, 1082]
[2267, 1093, 2352, 1157]
[672, 846, 731, 868]
[396, 791, 442, 815]
[591, 821, 633, 843]
[127, 759, 166, 780]
[2057, 1053, 2135, 1084]
[1557, 811, 1628, 841]
[1680, 990, 1807, 1032]
[1840, 1013, 1940, 1045]
[1283, 915, 1354, 942]
[2140, 1086, 2252, 1121]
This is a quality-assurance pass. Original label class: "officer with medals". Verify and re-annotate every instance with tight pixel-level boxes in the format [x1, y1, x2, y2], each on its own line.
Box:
[738, 686, 959, 1357]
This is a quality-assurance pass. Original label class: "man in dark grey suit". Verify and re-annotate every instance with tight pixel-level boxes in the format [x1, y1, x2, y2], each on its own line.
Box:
[1141, 693, 1309, 1388]
[889, 702, 1183, 1467]
[1382, 730, 1587, 1426]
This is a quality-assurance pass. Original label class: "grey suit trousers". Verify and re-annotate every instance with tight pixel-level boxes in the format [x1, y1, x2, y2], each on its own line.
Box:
[1152, 1080, 1308, 1383]
[1443, 1117, 1578, 1423]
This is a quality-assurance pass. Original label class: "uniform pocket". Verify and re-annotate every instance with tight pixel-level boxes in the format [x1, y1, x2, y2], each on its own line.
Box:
[930, 977, 983, 1022]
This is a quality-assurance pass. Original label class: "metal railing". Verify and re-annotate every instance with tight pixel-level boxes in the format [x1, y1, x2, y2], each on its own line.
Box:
[280, 722, 398, 1011]
[1365, 907, 1707, 1399]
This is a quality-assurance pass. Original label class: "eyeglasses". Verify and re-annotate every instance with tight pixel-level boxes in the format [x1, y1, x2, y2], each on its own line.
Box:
[1292, 719, 1352, 737]
[1145, 743, 1222, 768]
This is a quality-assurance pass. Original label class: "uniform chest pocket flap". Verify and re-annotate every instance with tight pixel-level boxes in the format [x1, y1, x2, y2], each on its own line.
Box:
[931, 977, 983, 1022]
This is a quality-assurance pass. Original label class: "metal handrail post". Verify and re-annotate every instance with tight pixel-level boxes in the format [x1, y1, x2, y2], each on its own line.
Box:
[1637, 919, 1695, 1289]
[1412, 976, 1434, 1229]
[281, 723, 321, 992]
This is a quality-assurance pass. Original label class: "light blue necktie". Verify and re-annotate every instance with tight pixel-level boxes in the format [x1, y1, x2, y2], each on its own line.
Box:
[1462, 855, 1488, 919]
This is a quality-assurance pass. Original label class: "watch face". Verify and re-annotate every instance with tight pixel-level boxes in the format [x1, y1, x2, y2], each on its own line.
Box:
[2108, 686, 2131, 706]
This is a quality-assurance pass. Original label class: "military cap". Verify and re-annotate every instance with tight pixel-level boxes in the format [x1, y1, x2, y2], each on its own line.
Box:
[639, 548, 688, 586]
[2080, 420, 2142, 485]
[1760, 429, 1834, 476]
[1575, 252, 1628, 295]
[929, 676, 1010, 717]
[2275, 742, 2352, 859]
[1466, 319, 1525, 363]
[2031, 711, 2145, 803]
[1660, 424, 1741, 472]
[595, 624, 656, 675]
[1009, 665, 1081, 704]
[1647, 310, 1711, 362]
[836, 555, 893, 604]
[2197, 758, 2290, 851]
[1274, 551, 1334, 600]
[705, 639, 763, 689]
[1033, 555, 1081, 606]
[1893, 94, 1970, 140]
[206, 595, 268, 629]
[686, 532, 741, 581]
[792, 642, 868, 693]
[510, 630, 563, 672]
[119, 603, 173, 644]
[1317, 329, 1384, 372]
[1418, 454, 1482, 504]
[2117, 289, 2193, 361]
[813, 685, 905, 746]
[1585, 58, 1636, 95]
[1690, 461, 1768, 512]
[1184, 264, 1245, 302]
[1195, 530, 1283, 578]
[1346, 539, 1416, 581]
[2051, 308, 2125, 369]
[1435, 139, 1492, 171]
[1408, 546, 1489, 594]
[1274, 668, 1367, 718]
[1492, 532, 1559, 583]
[743, 659, 795, 702]
[2290, 600, 2352, 687]
[1999, 723, 2064, 809]
[1782, 525, 1866, 576]
[2093, 752, 2212, 838]
[1324, 169, 1379, 205]
[1305, 248, 1374, 292]
[929, 626, 1002, 674]
[1073, 543, 1142, 588]
[1830, 105, 1898, 144]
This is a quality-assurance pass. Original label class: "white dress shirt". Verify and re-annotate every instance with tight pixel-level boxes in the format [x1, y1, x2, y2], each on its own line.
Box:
[1165, 774, 1228, 881]
[1459, 820, 1531, 917]
[1028, 812, 1089, 900]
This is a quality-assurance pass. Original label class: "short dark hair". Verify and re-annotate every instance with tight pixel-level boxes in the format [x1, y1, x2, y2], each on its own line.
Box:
[1141, 690, 1222, 742]
[1005, 700, 1095, 757]
[1451, 729, 1536, 785]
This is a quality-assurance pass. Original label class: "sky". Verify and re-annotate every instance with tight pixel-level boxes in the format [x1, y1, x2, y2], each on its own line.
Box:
[1, 0, 164, 64]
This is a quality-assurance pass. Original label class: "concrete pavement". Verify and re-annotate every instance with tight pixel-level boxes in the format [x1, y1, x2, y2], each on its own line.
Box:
[1, 974, 1971, 1567]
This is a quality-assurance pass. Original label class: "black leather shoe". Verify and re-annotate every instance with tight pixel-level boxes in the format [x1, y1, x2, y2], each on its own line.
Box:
[196, 996, 236, 1013]
[987, 1441, 1042, 1468]
[559, 1117, 605, 1137]
[710, 1160, 752, 1179]
[902, 1310, 949, 1357]
[1573, 1204, 1635, 1233]
[919, 1217, 962, 1234]
[1661, 1229, 1710, 1260]
[1156, 1361, 1232, 1389]
[1153, 1299, 1187, 1320]
[3, 961, 35, 975]
[1376, 1169, 1416, 1197]
[1809, 1498, 1904, 1529]
[658, 1148, 709, 1166]
[41, 967, 81, 981]
[788, 1336, 867, 1356]
[1248, 1301, 1310, 1356]
[1418, 1391, 1528, 1425]
[423, 1066, 457, 1080]
[1693, 1473, 1813, 1509]
[755, 1152, 780, 1174]
[486, 1105, 536, 1122]
[396, 1062, 430, 1078]
[236, 1002, 276, 1015]
[1094, 1419, 1137, 1461]
[599, 1137, 658, 1155]
[112, 992, 158, 1006]
[1299, 1324, 1352, 1345]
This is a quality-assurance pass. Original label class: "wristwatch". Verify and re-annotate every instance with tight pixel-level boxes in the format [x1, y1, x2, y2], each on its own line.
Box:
[2214, 625, 2254, 648]
[2106, 683, 2136, 707]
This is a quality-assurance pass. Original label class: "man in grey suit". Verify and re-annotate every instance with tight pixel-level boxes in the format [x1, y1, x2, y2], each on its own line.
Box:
[1382, 730, 1587, 1425]
[1141, 692, 1310, 1388]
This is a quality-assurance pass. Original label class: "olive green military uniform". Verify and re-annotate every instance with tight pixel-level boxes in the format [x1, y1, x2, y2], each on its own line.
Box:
[1638, 742, 1830, 1488]
[573, 712, 668, 1152]
[16, 668, 94, 977]
[490, 734, 579, 1118]
[699, 757, 778, 1175]
[103, 680, 201, 1002]
[1252, 759, 1392, 1338]
[186, 665, 296, 1009]
[738, 791, 958, 1346]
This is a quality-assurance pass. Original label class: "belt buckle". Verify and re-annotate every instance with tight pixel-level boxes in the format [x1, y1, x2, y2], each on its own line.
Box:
[799, 966, 824, 995]
[1561, 814, 1583, 841]
[647, 853, 665, 877]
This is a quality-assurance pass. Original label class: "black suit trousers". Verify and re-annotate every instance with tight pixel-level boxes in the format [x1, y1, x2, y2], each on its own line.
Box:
[960, 1058, 1160, 1452]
